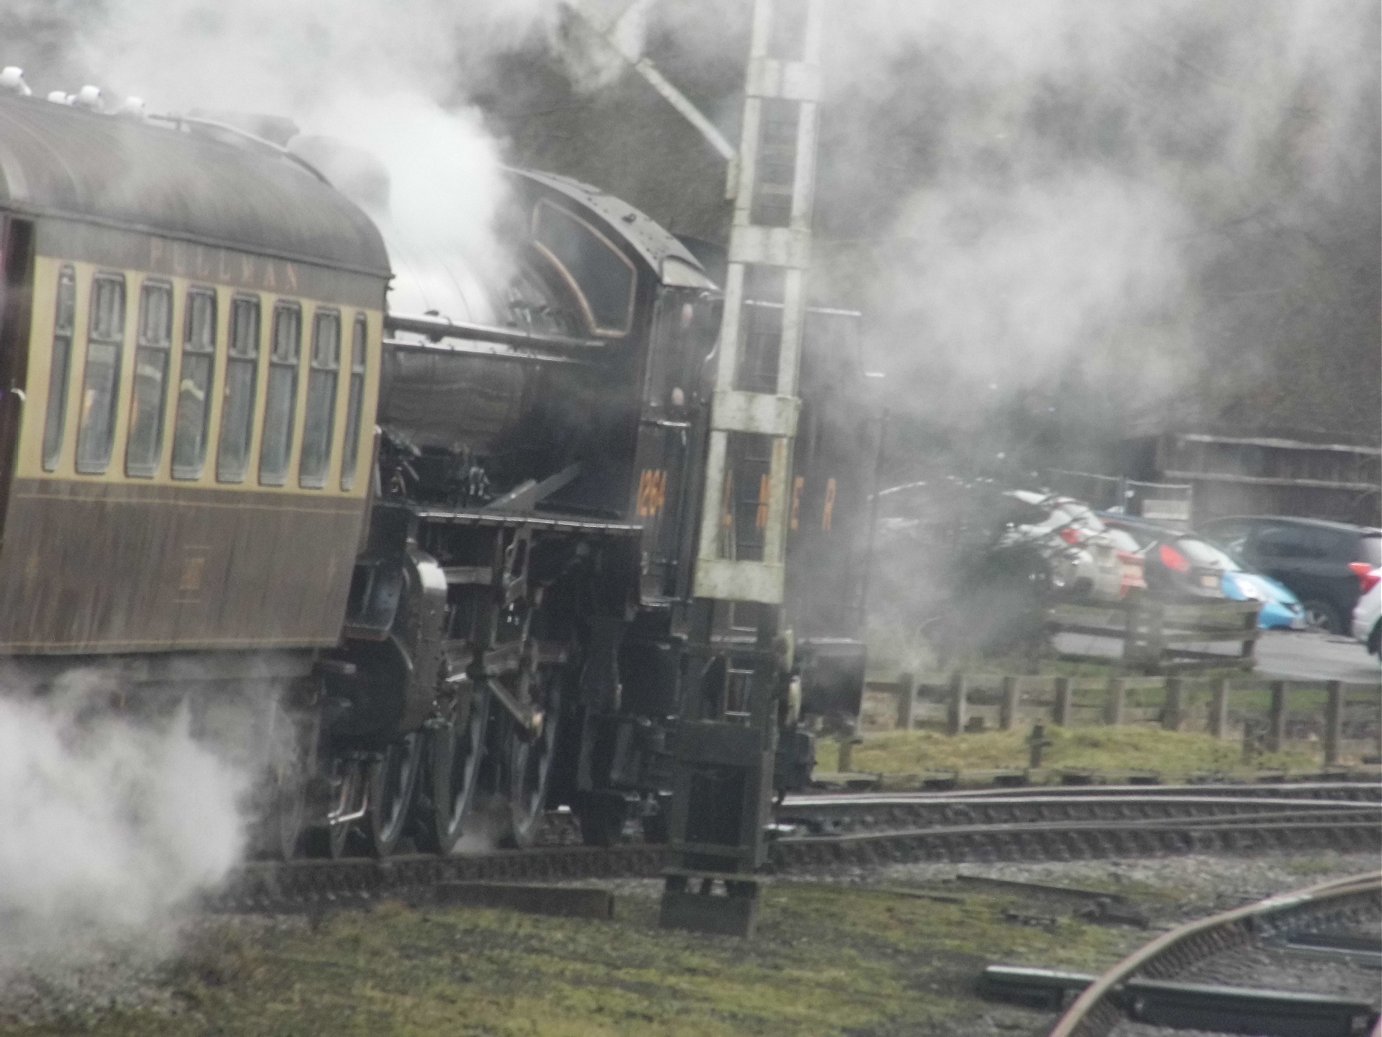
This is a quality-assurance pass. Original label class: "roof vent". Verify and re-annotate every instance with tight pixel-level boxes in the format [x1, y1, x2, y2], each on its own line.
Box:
[0, 67, 31, 96]
[73, 85, 105, 111]
[46, 90, 72, 105]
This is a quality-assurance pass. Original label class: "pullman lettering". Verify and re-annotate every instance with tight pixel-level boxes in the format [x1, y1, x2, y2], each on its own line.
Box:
[147, 238, 301, 295]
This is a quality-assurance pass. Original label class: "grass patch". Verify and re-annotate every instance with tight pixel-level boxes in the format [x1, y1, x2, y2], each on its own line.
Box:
[832, 725, 1320, 781]
[0, 887, 1136, 1037]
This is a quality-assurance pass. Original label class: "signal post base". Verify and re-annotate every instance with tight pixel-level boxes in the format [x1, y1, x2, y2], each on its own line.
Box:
[659, 869, 764, 938]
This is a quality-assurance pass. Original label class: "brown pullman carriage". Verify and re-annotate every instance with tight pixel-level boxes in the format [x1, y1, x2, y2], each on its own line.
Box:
[0, 91, 390, 663]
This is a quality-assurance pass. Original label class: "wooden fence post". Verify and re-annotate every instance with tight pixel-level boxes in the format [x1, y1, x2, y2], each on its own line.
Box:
[1136, 599, 1166, 668]
[947, 673, 968, 736]
[1266, 680, 1286, 753]
[1209, 677, 1230, 739]
[896, 672, 917, 732]
[1053, 677, 1073, 727]
[1000, 676, 1021, 731]
[1103, 678, 1126, 727]
[1162, 677, 1184, 732]
[1323, 680, 1343, 767]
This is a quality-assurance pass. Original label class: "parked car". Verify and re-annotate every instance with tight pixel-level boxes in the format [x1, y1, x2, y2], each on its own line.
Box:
[1004, 491, 1128, 603]
[1350, 564, 1381, 655]
[1098, 514, 1229, 601]
[1220, 568, 1306, 631]
[1099, 513, 1304, 629]
[1200, 516, 1382, 633]
[871, 482, 1136, 656]
[1102, 527, 1150, 599]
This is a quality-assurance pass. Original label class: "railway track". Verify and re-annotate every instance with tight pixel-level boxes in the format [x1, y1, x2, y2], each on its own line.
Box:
[778, 780, 1382, 835]
[214, 784, 1382, 914]
[1039, 871, 1382, 1036]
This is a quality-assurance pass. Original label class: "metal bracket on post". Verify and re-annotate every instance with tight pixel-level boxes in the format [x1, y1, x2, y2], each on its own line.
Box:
[660, 0, 825, 938]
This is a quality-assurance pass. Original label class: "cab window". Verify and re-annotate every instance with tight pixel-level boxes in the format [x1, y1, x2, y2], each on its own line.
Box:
[75, 273, 126, 474]
[217, 295, 260, 483]
[41, 265, 76, 471]
[258, 302, 301, 486]
[172, 287, 217, 479]
[125, 280, 173, 476]
[532, 200, 635, 336]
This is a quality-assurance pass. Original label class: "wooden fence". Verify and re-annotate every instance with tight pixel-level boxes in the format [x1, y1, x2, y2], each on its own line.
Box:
[867, 672, 1382, 767]
[1046, 599, 1260, 671]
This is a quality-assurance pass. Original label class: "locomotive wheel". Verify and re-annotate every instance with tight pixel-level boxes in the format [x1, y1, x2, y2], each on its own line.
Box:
[415, 687, 490, 854]
[250, 699, 310, 860]
[304, 754, 360, 859]
[364, 733, 424, 857]
[259, 756, 307, 861]
[500, 667, 562, 848]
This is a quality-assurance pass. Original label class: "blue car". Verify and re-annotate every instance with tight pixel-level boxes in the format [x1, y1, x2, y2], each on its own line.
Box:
[1099, 513, 1304, 630]
[1221, 568, 1306, 630]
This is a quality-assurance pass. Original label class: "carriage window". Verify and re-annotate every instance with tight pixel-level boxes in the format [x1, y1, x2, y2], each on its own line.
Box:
[258, 302, 301, 486]
[125, 280, 173, 476]
[532, 200, 635, 335]
[299, 309, 340, 489]
[172, 288, 217, 479]
[217, 295, 260, 483]
[340, 313, 367, 491]
[41, 265, 76, 471]
[75, 273, 126, 474]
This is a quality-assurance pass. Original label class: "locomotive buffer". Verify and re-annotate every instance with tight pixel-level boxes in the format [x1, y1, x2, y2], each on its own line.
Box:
[659, 0, 826, 938]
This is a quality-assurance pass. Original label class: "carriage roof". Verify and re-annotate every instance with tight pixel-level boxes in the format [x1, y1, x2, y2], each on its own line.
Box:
[0, 92, 390, 279]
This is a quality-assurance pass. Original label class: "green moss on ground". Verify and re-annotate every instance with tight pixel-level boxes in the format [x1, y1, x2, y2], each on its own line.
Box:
[0, 884, 1134, 1037]
[832, 725, 1320, 782]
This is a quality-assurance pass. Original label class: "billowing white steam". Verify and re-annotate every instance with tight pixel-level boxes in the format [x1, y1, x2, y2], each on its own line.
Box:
[816, 0, 1379, 435]
[0, 672, 248, 969]
[48, 0, 566, 320]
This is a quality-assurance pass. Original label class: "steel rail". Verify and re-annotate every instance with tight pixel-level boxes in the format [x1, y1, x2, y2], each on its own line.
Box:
[212, 807, 1381, 914]
[778, 793, 1382, 836]
[783, 780, 1382, 807]
[774, 815, 1381, 870]
[1046, 871, 1382, 1037]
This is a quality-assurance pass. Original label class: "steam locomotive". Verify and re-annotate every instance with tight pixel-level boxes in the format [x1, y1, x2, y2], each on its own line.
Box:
[0, 79, 873, 857]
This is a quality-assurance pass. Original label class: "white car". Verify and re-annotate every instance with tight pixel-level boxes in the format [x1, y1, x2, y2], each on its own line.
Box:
[1350, 564, 1381, 656]
[1004, 491, 1127, 603]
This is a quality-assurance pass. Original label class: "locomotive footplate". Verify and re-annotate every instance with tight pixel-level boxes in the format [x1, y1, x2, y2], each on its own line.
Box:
[412, 507, 644, 538]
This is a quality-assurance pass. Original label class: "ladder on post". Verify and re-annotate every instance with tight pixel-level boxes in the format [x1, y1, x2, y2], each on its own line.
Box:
[659, 0, 824, 938]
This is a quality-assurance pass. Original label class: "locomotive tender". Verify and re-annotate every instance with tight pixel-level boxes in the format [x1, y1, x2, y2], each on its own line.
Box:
[0, 81, 869, 858]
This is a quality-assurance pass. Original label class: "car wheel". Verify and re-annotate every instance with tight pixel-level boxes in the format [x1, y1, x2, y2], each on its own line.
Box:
[1368, 620, 1381, 656]
[1299, 599, 1342, 634]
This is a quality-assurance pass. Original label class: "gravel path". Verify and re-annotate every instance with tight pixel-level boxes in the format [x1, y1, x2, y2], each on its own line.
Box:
[0, 914, 307, 1029]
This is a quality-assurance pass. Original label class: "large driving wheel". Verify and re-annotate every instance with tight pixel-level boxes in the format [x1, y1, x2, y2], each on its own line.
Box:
[364, 733, 424, 857]
[500, 666, 563, 848]
[304, 754, 361, 859]
[259, 706, 309, 861]
[415, 686, 490, 854]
